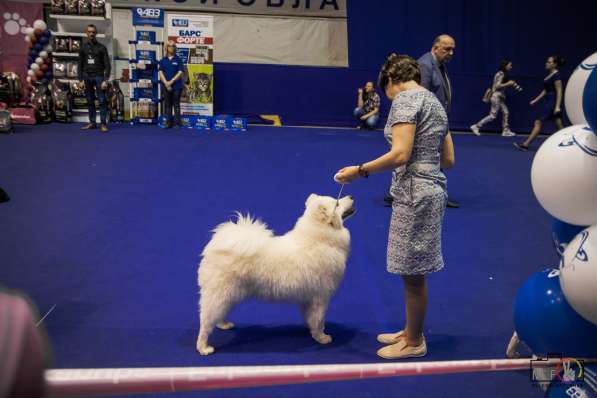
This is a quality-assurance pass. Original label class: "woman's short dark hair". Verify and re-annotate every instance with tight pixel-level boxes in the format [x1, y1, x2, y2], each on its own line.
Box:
[499, 59, 511, 72]
[549, 55, 566, 67]
[377, 53, 421, 90]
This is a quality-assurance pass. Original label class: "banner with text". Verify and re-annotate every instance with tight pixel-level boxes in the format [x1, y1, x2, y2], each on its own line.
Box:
[113, 0, 345, 18]
[132, 7, 164, 27]
[168, 13, 214, 115]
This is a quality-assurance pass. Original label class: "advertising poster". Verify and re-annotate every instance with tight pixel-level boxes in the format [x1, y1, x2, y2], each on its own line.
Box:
[167, 14, 213, 116]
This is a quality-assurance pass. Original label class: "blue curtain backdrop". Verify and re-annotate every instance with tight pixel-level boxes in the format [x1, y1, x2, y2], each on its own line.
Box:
[213, 0, 596, 132]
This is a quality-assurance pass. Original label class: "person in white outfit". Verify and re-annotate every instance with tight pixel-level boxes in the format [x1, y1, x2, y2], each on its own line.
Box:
[471, 59, 521, 137]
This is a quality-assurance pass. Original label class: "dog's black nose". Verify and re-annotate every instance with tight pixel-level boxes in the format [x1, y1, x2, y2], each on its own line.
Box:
[349, 195, 354, 199]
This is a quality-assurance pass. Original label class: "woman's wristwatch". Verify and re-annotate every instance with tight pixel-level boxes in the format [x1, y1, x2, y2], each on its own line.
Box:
[358, 164, 369, 178]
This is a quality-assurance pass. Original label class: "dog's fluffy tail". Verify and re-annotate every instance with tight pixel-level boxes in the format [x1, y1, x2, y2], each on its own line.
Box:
[201, 212, 273, 258]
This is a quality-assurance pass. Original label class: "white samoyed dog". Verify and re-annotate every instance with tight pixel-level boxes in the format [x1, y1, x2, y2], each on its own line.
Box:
[196, 194, 355, 355]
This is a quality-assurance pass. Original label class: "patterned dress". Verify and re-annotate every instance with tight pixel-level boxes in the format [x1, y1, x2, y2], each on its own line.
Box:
[385, 88, 449, 275]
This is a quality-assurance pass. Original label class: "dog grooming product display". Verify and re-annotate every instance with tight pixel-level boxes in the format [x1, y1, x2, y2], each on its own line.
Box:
[51, 0, 65, 14]
[70, 81, 87, 109]
[108, 80, 125, 122]
[54, 37, 70, 53]
[31, 83, 54, 124]
[66, 61, 79, 79]
[69, 37, 82, 53]
[51, 0, 104, 16]
[53, 61, 67, 78]
[64, 0, 79, 14]
[78, 0, 91, 15]
[52, 81, 73, 123]
[91, 0, 105, 16]
[128, 31, 161, 124]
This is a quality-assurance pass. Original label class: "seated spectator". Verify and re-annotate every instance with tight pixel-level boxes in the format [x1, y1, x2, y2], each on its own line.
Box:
[354, 81, 380, 129]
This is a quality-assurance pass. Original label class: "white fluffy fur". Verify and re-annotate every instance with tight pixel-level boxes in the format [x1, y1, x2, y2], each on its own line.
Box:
[196, 194, 354, 355]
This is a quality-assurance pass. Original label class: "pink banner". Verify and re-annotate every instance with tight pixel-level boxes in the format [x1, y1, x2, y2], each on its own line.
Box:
[0, 1, 43, 84]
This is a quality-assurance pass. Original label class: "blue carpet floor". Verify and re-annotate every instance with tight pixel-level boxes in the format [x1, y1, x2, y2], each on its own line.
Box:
[0, 124, 556, 397]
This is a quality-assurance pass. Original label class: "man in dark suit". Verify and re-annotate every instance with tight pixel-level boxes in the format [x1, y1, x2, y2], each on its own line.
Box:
[383, 34, 459, 208]
[419, 34, 459, 208]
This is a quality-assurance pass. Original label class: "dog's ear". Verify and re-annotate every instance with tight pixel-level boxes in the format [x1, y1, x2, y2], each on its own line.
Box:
[315, 203, 331, 223]
[306, 194, 318, 207]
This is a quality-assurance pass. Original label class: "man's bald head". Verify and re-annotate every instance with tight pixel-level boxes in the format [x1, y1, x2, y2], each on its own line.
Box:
[432, 34, 456, 64]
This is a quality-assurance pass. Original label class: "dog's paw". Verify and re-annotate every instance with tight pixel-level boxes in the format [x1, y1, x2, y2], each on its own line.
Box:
[197, 344, 215, 356]
[216, 321, 235, 330]
[313, 333, 332, 345]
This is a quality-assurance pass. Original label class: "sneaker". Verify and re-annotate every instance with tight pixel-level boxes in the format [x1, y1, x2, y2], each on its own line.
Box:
[501, 129, 516, 137]
[81, 123, 97, 130]
[470, 124, 480, 136]
[377, 338, 427, 359]
[513, 142, 528, 151]
[100, 124, 108, 133]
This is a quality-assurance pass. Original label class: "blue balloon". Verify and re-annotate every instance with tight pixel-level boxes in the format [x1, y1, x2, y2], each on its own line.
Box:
[514, 269, 597, 357]
[552, 219, 587, 257]
[39, 36, 49, 45]
[584, 68, 597, 133]
[43, 30, 51, 38]
[34, 43, 43, 51]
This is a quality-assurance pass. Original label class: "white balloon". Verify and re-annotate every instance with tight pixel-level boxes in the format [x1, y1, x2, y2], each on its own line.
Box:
[27, 69, 35, 76]
[40, 51, 48, 59]
[26, 76, 31, 83]
[30, 63, 40, 71]
[44, 44, 53, 52]
[35, 57, 44, 65]
[25, 27, 33, 37]
[24, 35, 31, 43]
[560, 225, 597, 325]
[32, 20, 47, 31]
[531, 124, 597, 225]
[565, 52, 597, 125]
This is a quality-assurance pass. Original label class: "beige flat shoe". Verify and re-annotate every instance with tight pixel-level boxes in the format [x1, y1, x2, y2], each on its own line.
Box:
[376, 330, 405, 345]
[377, 338, 427, 359]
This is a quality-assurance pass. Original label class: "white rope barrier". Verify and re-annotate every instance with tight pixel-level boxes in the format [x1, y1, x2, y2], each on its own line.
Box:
[45, 358, 558, 397]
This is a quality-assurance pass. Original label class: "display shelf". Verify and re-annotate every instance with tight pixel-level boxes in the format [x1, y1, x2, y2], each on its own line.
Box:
[128, 27, 162, 125]
[49, 14, 107, 21]
[52, 52, 79, 57]
[51, 31, 106, 38]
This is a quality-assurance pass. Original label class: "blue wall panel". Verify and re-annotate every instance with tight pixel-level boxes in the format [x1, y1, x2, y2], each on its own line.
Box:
[214, 0, 597, 132]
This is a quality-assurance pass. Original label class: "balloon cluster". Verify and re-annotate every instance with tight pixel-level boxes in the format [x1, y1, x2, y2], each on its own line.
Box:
[24, 20, 53, 90]
[513, 54, 597, 357]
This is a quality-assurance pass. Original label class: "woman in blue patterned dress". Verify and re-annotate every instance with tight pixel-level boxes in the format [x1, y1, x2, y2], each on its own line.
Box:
[335, 53, 455, 359]
[514, 55, 566, 151]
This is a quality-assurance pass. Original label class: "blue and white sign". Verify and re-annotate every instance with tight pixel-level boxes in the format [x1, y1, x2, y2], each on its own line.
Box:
[132, 7, 164, 27]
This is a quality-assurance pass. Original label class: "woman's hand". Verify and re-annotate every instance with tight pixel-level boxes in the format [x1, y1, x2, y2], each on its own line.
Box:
[529, 99, 536, 106]
[554, 106, 561, 114]
[335, 166, 360, 183]
[360, 115, 367, 121]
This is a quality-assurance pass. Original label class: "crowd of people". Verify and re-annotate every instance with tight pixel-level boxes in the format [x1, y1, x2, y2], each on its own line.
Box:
[353, 40, 567, 154]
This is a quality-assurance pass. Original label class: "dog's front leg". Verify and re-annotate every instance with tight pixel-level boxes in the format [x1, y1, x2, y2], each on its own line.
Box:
[302, 300, 332, 344]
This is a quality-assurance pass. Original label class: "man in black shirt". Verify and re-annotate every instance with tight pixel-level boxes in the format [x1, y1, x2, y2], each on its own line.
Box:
[78, 24, 111, 132]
